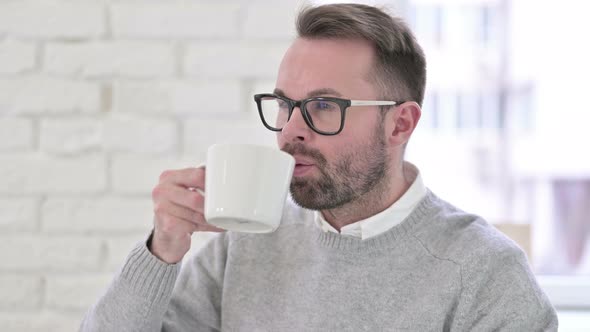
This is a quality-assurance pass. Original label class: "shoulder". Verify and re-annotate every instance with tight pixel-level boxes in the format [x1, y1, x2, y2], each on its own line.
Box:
[413, 192, 528, 274]
[415, 193, 557, 328]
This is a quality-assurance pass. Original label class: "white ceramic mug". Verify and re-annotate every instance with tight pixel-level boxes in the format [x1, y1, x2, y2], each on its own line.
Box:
[203, 144, 295, 233]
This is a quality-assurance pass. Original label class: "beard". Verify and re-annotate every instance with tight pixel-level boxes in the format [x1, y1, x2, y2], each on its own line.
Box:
[281, 123, 389, 211]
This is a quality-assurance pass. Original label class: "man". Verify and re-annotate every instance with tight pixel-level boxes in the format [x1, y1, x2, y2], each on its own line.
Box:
[81, 4, 558, 331]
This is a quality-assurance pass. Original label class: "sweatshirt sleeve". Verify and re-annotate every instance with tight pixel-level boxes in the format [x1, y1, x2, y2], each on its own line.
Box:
[452, 244, 558, 332]
[162, 232, 229, 331]
[79, 237, 180, 332]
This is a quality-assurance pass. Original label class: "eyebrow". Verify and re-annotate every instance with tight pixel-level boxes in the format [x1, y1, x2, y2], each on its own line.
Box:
[273, 88, 343, 99]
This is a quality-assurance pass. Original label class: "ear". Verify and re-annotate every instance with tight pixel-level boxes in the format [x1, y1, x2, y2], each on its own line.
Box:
[386, 101, 421, 147]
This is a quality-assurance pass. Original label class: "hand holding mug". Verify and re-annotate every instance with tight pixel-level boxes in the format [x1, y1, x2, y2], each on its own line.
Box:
[150, 144, 295, 264]
[150, 167, 224, 264]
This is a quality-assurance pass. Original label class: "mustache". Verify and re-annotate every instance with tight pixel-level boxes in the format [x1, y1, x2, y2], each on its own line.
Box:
[281, 143, 327, 166]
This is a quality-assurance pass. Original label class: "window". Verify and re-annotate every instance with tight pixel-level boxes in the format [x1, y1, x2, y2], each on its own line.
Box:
[313, 0, 590, 312]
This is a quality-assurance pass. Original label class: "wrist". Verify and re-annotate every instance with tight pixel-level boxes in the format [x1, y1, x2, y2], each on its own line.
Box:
[148, 232, 184, 264]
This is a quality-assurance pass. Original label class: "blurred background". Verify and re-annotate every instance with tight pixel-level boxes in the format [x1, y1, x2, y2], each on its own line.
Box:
[0, 0, 588, 330]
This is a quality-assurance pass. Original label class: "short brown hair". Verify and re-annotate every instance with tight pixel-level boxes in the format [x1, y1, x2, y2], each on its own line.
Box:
[296, 4, 426, 106]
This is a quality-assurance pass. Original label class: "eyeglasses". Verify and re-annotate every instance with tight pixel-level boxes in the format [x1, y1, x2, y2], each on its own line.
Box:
[254, 93, 403, 136]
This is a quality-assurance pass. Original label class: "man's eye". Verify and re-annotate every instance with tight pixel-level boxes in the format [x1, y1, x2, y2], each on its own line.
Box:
[277, 100, 289, 109]
[309, 101, 336, 111]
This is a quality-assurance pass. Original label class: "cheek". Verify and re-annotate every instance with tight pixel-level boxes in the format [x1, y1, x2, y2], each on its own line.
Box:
[320, 137, 357, 165]
[342, 111, 382, 137]
[339, 126, 376, 149]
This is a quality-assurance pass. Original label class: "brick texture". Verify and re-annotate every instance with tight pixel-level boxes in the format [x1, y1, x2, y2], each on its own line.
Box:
[111, 156, 194, 194]
[45, 274, 113, 311]
[41, 197, 152, 233]
[0, 117, 34, 150]
[0, 198, 38, 231]
[0, 2, 104, 39]
[0, 154, 106, 194]
[45, 42, 175, 78]
[40, 118, 102, 155]
[103, 114, 178, 155]
[0, 77, 100, 114]
[0, 275, 43, 310]
[0, 1, 296, 328]
[113, 80, 242, 115]
[184, 42, 289, 78]
[0, 235, 102, 271]
[0, 39, 36, 74]
[111, 3, 240, 39]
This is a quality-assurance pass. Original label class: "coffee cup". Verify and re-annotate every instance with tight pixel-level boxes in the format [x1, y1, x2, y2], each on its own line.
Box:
[202, 144, 295, 233]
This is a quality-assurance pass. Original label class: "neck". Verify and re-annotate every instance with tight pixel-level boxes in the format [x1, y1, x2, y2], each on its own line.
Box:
[321, 161, 414, 231]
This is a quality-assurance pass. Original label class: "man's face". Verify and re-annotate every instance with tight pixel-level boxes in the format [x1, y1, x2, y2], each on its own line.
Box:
[276, 38, 390, 210]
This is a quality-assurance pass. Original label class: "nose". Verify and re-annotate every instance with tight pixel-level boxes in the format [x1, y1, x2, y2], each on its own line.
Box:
[279, 106, 311, 143]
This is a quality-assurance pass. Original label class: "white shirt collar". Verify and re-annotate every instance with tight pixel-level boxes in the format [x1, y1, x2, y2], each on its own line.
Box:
[313, 161, 427, 240]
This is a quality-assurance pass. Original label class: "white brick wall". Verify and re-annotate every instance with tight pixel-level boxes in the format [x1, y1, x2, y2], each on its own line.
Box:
[0, 77, 100, 114]
[0, 39, 36, 74]
[45, 274, 113, 311]
[40, 118, 102, 155]
[183, 119, 276, 160]
[242, 3, 299, 39]
[0, 198, 38, 231]
[110, 3, 241, 39]
[0, 235, 103, 271]
[0, 2, 104, 39]
[0, 275, 43, 310]
[45, 42, 176, 78]
[41, 197, 153, 233]
[103, 114, 179, 155]
[0, 154, 106, 194]
[0, 312, 81, 332]
[184, 42, 291, 78]
[113, 80, 243, 114]
[0, 117, 34, 150]
[111, 156, 194, 194]
[0, 0, 299, 328]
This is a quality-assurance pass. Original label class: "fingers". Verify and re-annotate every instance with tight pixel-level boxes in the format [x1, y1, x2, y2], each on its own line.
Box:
[196, 223, 226, 233]
[153, 183, 205, 214]
[152, 166, 225, 234]
[158, 167, 205, 189]
[154, 208, 224, 237]
[155, 211, 200, 238]
[152, 168, 225, 233]
[150, 166, 222, 263]
[154, 199, 203, 225]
